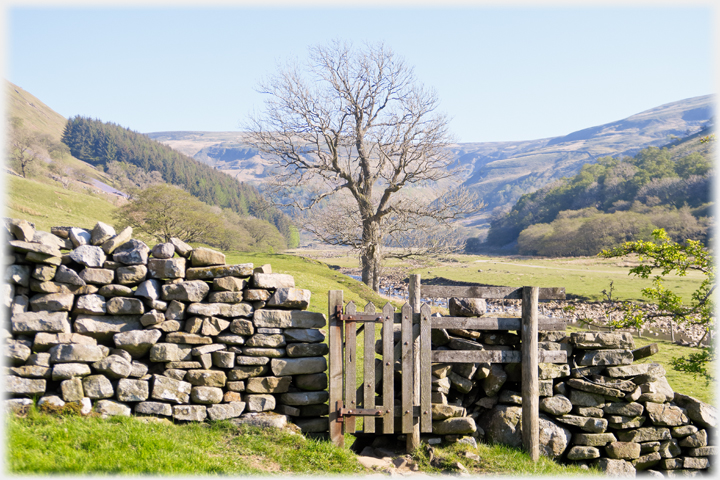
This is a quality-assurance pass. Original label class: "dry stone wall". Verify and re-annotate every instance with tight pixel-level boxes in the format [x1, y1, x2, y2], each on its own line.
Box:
[3, 218, 329, 432]
[418, 299, 716, 476]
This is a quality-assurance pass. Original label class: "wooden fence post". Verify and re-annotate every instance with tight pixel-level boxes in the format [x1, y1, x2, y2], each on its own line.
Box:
[408, 274, 421, 451]
[328, 290, 344, 447]
[521, 286, 539, 462]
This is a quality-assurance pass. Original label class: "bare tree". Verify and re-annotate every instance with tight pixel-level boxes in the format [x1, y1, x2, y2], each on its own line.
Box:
[7, 117, 39, 178]
[248, 40, 479, 291]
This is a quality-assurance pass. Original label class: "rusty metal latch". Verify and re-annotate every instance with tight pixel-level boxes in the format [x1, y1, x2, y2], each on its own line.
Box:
[335, 305, 383, 323]
[336, 401, 383, 423]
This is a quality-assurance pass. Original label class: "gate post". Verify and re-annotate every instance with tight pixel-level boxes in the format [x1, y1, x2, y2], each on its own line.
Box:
[328, 290, 344, 447]
[521, 286, 540, 461]
[407, 274, 421, 452]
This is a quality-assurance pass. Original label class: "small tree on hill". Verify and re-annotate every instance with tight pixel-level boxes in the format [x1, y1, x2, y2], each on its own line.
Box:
[248, 40, 478, 291]
[599, 228, 715, 381]
[7, 117, 39, 178]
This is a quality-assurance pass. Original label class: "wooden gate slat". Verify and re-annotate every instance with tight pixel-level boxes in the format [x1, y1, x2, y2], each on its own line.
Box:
[401, 303, 414, 434]
[420, 303, 432, 433]
[382, 302, 395, 434]
[343, 301, 357, 434]
[328, 290, 344, 447]
[363, 302, 376, 434]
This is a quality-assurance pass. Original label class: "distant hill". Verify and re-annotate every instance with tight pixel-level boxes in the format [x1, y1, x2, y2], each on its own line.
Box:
[148, 95, 714, 238]
[6, 82, 68, 142]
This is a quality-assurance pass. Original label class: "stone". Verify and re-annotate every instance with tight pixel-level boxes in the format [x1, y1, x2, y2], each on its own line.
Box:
[432, 403, 466, 420]
[608, 415, 646, 430]
[10, 365, 51, 378]
[573, 433, 617, 447]
[593, 458, 636, 476]
[286, 343, 329, 357]
[645, 402, 689, 427]
[215, 334, 245, 346]
[173, 404, 207, 422]
[604, 402, 644, 417]
[538, 363, 570, 380]
[98, 284, 134, 297]
[78, 267, 115, 285]
[185, 369, 226, 387]
[116, 265, 147, 284]
[617, 427, 671, 443]
[213, 276, 246, 292]
[33, 265, 58, 282]
[678, 429, 707, 448]
[244, 394, 276, 412]
[640, 441, 661, 453]
[230, 319, 255, 336]
[294, 417, 329, 433]
[30, 293, 75, 312]
[191, 344, 227, 356]
[130, 361, 148, 378]
[165, 300, 186, 320]
[672, 425, 698, 438]
[11, 311, 71, 334]
[70, 245, 107, 268]
[243, 347, 285, 357]
[201, 317, 230, 336]
[161, 280, 210, 303]
[683, 457, 709, 469]
[243, 289, 269, 302]
[207, 403, 245, 421]
[432, 417, 477, 435]
[658, 439, 682, 459]
[151, 375, 192, 403]
[567, 378, 625, 398]
[638, 377, 675, 403]
[112, 239, 150, 265]
[212, 351, 235, 368]
[478, 405, 522, 447]
[228, 366, 268, 381]
[165, 332, 212, 345]
[74, 315, 143, 341]
[148, 258, 186, 279]
[190, 386, 224, 404]
[575, 406, 605, 418]
[5, 376, 46, 395]
[571, 332, 635, 349]
[555, 415, 608, 433]
[140, 310, 165, 327]
[247, 334, 286, 348]
[52, 363, 92, 381]
[60, 378, 84, 402]
[49, 344, 106, 363]
[448, 297, 487, 317]
[207, 291, 244, 303]
[89, 222, 115, 246]
[606, 441, 642, 459]
[631, 364, 667, 384]
[35, 230, 72, 250]
[539, 395, 572, 415]
[189, 247, 225, 267]
[9, 239, 62, 257]
[567, 446, 601, 460]
[277, 391, 329, 406]
[116, 379, 149, 402]
[69, 227, 92, 247]
[482, 364, 507, 397]
[92, 355, 133, 378]
[235, 356, 270, 366]
[270, 357, 326, 376]
[246, 376, 292, 393]
[7, 218, 35, 241]
[631, 451, 661, 471]
[5, 265, 30, 288]
[186, 263, 254, 281]
[82, 374, 114, 399]
[686, 446, 716, 456]
[134, 401, 172, 416]
[6, 342, 32, 365]
[134, 279, 161, 300]
[150, 242, 175, 259]
[106, 297, 145, 315]
[5, 398, 34, 415]
[252, 273, 294, 289]
[54, 265, 86, 286]
[74, 294, 107, 315]
[673, 393, 717, 429]
[577, 349, 634, 366]
[226, 382, 245, 392]
[38, 395, 65, 409]
[266, 288, 311, 309]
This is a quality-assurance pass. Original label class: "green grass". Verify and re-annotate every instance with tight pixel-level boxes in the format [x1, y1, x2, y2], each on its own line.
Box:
[5, 176, 118, 232]
[7, 410, 365, 475]
[412, 254, 704, 303]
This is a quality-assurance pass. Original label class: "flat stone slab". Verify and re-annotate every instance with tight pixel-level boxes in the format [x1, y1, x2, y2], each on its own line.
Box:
[49, 344, 106, 363]
[573, 433, 617, 446]
[277, 391, 329, 406]
[11, 311, 71, 334]
[135, 401, 173, 416]
[577, 349, 634, 366]
[432, 417, 477, 435]
[617, 427, 672, 443]
[231, 413, 288, 429]
[271, 357, 327, 376]
[555, 415, 608, 433]
[571, 332, 635, 349]
[73, 315, 142, 341]
[161, 280, 210, 303]
[252, 273, 295, 289]
[186, 264, 253, 280]
[253, 310, 326, 329]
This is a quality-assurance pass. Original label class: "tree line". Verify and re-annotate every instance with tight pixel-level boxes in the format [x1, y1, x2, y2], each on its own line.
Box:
[61, 116, 298, 248]
[474, 137, 713, 256]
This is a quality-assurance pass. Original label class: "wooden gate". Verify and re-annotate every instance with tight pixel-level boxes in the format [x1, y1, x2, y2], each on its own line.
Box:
[328, 275, 566, 460]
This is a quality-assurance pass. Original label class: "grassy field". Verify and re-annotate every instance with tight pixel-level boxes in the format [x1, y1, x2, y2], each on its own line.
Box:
[5, 176, 119, 232]
[317, 250, 704, 303]
[7, 408, 598, 476]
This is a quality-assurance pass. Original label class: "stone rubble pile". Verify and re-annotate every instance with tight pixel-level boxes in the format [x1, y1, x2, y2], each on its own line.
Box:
[4, 218, 329, 432]
[416, 298, 715, 476]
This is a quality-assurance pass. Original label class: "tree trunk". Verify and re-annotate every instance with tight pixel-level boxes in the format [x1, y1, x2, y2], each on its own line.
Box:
[360, 219, 382, 292]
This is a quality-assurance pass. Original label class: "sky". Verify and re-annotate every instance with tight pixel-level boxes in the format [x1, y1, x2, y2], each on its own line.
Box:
[3, 3, 716, 143]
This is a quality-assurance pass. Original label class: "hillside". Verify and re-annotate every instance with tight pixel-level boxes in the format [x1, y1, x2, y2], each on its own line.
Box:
[480, 131, 714, 255]
[148, 95, 714, 238]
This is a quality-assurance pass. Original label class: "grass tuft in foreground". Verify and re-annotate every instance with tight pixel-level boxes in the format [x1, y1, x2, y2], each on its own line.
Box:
[7, 409, 365, 475]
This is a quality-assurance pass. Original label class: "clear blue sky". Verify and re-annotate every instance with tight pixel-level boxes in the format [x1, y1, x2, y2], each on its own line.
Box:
[5, 5, 715, 143]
